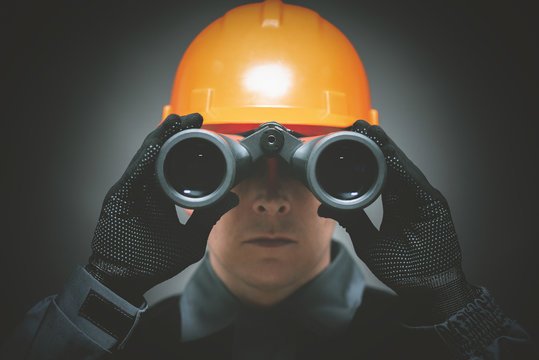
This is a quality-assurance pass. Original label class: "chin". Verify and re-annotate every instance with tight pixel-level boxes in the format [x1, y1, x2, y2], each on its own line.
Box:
[242, 259, 303, 291]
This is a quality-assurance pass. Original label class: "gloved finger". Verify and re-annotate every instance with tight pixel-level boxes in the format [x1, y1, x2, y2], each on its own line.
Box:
[317, 204, 379, 255]
[349, 119, 371, 134]
[382, 142, 448, 210]
[149, 112, 203, 147]
[186, 191, 240, 234]
[355, 121, 447, 209]
[351, 120, 410, 160]
[111, 113, 204, 195]
[351, 121, 449, 218]
[350, 120, 391, 148]
[140, 112, 203, 172]
[157, 192, 240, 274]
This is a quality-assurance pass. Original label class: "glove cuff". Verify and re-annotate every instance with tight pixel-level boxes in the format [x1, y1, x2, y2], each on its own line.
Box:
[434, 287, 513, 358]
[429, 273, 477, 322]
[86, 259, 146, 306]
[398, 267, 476, 325]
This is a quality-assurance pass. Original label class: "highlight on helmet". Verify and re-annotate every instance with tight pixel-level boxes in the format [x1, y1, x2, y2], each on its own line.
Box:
[163, 0, 378, 135]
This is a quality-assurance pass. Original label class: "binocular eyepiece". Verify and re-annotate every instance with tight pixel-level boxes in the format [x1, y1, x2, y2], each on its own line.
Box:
[156, 122, 386, 210]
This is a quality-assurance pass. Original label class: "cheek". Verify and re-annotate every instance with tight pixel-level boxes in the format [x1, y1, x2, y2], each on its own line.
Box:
[293, 185, 321, 219]
[292, 186, 335, 236]
[207, 206, 238, 253]
[206, 193, 254, 252]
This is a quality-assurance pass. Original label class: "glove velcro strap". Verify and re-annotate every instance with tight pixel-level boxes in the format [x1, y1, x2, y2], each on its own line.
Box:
[79, 290, 136, 340]
[434, 287, 512, 358]
[56, 266, 148, 350]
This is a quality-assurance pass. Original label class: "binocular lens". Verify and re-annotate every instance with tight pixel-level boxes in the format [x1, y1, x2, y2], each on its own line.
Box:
[163, 138, 226, 198]
[315, 140, 378, 201]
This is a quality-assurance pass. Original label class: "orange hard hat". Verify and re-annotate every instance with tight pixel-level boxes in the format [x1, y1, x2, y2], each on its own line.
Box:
[163, 0, 378, 135]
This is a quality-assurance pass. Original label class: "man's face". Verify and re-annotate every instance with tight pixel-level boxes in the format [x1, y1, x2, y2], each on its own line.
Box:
[207, 158, 336, 305]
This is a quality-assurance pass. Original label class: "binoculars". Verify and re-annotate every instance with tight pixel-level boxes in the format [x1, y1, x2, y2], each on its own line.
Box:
[156, 122, 386, 210]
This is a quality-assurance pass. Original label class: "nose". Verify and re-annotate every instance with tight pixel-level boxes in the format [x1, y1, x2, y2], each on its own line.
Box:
[252, 196, 291, 216]
[251, 158, 291, 216]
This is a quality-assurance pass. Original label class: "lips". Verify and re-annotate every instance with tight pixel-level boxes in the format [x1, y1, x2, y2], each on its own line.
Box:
[243, 237, 297, 248]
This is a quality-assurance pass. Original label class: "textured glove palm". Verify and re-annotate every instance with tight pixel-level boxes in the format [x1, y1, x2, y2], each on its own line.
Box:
[87, 113, 238, 305]
[319, 120, 475, 324]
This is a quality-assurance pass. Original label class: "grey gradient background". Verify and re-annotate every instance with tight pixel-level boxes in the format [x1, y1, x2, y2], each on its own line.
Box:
[1, 0, 538, 341]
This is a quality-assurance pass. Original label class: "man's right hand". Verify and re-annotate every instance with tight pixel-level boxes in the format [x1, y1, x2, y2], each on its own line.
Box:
[86, 113, 238, 305]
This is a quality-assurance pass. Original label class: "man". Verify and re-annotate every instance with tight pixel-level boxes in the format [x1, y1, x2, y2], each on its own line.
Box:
[2, 1, 534, 359]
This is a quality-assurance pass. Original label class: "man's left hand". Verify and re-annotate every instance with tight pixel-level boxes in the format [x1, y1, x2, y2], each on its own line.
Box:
[318, 120, 477, 324]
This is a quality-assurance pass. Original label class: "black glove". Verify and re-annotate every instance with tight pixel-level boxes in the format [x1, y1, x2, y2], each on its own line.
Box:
[86, 113, 238, 305]
[318, 120, 476, 324]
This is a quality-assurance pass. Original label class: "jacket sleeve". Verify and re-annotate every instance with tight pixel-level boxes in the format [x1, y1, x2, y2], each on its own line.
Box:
[1, 266, 147, 360]
[411, 287, 535, 359]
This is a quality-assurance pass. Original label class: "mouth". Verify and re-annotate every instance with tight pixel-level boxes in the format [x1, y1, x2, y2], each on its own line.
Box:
[243, 237, 297, 248]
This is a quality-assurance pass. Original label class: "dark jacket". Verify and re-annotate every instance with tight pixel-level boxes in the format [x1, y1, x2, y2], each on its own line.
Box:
[2, 243, 534, 359]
